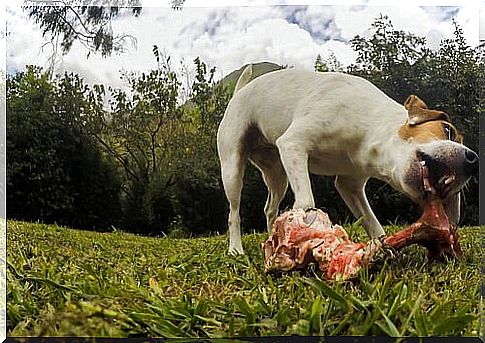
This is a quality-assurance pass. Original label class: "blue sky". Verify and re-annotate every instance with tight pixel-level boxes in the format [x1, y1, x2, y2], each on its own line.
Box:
[4, 1, 483, 92]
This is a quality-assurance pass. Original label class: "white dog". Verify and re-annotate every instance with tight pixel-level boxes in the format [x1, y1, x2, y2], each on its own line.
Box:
[217, 66, 477, 254]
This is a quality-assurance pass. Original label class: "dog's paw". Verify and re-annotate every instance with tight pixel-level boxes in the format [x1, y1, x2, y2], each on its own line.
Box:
[228, 246, 245, 256]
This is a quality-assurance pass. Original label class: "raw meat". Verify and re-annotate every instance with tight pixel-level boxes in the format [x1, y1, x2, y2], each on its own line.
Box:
[261, 208, 383, 280]
[261, 167, 460, 280]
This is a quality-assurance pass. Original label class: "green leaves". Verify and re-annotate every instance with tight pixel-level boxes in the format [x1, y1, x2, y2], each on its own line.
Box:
[376, 307, 400, 337]
[25, 5, 140, 58]
[7, 66, 122, 230]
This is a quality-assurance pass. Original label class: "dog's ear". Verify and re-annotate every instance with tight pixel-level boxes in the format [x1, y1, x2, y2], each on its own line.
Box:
[404, 95, 450, 126]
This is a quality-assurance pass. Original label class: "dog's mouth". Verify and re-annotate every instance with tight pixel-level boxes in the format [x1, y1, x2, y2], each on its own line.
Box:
[417, 151, 456, 199]
[387, 151, 463, 260]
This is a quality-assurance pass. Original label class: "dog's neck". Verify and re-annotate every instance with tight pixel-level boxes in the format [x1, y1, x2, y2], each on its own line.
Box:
[357, 115, 416, 192]
[371, 136, 414, 190]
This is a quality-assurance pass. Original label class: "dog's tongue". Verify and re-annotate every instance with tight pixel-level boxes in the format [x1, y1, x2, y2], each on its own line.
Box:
[383, 185, 462, 259]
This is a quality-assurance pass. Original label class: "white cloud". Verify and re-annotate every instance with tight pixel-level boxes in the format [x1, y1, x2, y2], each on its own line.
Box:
[480, 5, 485, 41]
[455, 6, 480, 45]
[0, 1, 5, 75]
[5, 3, 481, 95]
[6, 3, 49, 73]
[289, 6, 342, 42]
[333, 6, 441, 44]
[320, 40, 357, 65]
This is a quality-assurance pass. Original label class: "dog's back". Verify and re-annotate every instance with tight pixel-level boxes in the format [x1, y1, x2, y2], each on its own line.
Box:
[219, 68, 405, 156]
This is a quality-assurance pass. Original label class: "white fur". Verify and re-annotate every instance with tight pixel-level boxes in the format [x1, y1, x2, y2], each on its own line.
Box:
[217, 67, 457, 254]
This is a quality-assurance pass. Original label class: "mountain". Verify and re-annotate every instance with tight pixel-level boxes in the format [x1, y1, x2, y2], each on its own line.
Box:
[219, 61, 283, 94]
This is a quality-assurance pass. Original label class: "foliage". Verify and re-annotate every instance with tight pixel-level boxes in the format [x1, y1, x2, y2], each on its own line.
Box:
[81, 48, 232, 235]
[98, 46, 182, 233]
[23, 1, 192, 60]
[5, 53, 233, 235]
[6, 66, 122, 230]
[7, 220, 480, 337]
[24, 2, 142, 58]
[314, 52, 344, 73]
[170, 57, 231, 233]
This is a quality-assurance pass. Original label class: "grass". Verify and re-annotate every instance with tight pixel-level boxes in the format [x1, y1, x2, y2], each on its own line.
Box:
[6, 220, 482, 338]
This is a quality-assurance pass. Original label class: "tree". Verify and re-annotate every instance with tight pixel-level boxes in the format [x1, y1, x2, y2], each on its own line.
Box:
[171, 57, 232, 234]
[348, 14, 433, 103]
[7, 66, 122, 229]
[87, 50, 233, 235]
[314, 52, 344, 73]
[23, 0, 185, 60]
[84, 46, 183, 233]
[23, 1, 142, 59]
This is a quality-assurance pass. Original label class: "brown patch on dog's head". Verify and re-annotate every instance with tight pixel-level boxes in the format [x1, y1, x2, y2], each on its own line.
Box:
[399, 95, 463, 144]
[404, 95, 450, 125]
[399, 120, 463, 144]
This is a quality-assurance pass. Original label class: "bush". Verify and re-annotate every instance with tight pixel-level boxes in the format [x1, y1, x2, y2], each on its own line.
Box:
[7, 66, 122, 230]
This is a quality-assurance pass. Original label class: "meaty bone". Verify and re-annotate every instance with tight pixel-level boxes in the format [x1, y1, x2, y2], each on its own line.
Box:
[262, 166, 461, 280]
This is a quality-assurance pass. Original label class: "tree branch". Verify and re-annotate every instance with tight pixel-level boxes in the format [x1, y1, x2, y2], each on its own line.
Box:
[90, 132, 139, 183]
[150, 117, 164, 174]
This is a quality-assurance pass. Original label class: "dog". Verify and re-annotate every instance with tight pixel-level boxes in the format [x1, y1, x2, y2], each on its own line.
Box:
[217, 65, 478, 254]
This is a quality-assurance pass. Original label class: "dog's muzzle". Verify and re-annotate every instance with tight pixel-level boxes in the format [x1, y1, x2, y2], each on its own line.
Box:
[464, 149, 478, 176]
[416, 147, 477, 199]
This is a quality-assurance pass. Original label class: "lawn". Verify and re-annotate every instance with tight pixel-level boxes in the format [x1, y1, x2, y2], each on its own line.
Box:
[6, 220, 482, 337]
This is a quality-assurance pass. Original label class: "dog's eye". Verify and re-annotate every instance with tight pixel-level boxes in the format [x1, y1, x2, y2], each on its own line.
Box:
[443, 123, 456, 141]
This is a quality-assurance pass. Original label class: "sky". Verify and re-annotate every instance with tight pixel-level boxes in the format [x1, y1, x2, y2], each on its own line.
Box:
[3, 0, 485, 93]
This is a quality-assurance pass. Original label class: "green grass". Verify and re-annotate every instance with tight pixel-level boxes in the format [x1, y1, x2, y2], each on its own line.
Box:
[7, 220, 482, 337]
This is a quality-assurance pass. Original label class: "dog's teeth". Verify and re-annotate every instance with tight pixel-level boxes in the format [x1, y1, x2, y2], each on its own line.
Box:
[444, 175, 455, 185]
[420, 161, 426, 166]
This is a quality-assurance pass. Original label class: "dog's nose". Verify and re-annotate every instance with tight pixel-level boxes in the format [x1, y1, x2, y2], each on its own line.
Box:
[464, 149, 478, 176]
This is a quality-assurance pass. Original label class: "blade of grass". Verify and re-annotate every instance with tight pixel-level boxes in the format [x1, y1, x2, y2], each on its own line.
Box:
[399, 291, 424, 336]
[303, 277, 349, 311]
[376, 306, 401, 337]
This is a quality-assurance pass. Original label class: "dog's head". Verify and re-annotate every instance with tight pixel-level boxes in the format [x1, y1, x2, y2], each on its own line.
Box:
[399, 95, 477, 205]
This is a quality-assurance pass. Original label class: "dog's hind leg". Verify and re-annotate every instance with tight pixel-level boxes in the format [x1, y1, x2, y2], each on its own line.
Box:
[220, 151, 247, 255]
[335, 175, 386, 238]
[250, 150, 289, 234]
[262, 166, 288, 234]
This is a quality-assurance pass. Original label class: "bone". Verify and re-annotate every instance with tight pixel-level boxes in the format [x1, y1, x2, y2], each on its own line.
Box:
[262, 160, 462, 279]
[383, 194, 461, 260]
[262, 195, 461, 280]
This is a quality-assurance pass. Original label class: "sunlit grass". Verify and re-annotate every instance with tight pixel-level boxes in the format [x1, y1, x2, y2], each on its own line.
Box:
[7, 220, 481, 337]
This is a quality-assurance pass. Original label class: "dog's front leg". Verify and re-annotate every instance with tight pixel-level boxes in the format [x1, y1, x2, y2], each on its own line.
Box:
[276, 133, 315, 210]
[335, 175, 386, 238]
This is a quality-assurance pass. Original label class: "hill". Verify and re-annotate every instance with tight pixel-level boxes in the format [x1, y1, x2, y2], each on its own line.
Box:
[220, 61, 283, 94]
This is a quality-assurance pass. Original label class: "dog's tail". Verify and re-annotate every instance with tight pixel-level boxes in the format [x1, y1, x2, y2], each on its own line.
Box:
[233, 64, 253, 94]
